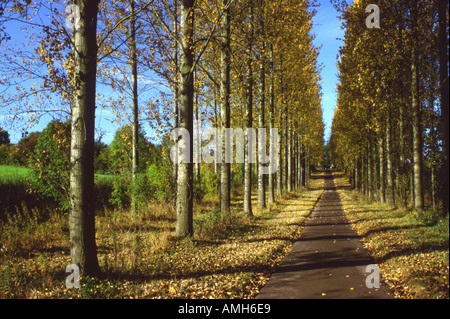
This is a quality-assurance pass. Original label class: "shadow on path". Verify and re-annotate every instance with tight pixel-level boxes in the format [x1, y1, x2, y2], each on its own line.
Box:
[255, 171, 394, 299]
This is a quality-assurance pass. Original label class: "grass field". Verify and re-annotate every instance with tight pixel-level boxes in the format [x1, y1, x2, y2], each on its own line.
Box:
[0, 164, 116, 222]
[0, 165, 30, 181]
[0, 164, 114, 182]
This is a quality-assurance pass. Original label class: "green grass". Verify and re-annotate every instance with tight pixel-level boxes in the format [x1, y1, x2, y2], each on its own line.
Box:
[0, 164, 114, 181]
[0, 165, 30, 181]
[0, 164, 116, 221]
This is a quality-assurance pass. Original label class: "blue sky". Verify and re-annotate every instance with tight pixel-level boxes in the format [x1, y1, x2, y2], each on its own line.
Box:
[311, 0, 345, 142]
[2, 1, 344, 145]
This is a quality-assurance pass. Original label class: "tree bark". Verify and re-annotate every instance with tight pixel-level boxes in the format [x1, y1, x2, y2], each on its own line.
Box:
[194, 71, 200, 180]
[130, 0, 139, 218]
[276, 99, 282, 196]
[220, 0, 231, 223]
[305, 144, 310, 187]
[267, 44, 275, 204]
[385, 109, 395, 206]
[298, 135, 302, 188]
[438, 0, 449, 216]
[243, 0, 254, 218]
[410, 3, 424, 211]
[367, 139, 372, 199]
[176, 0, 195, 238]
[287, 118, 292, 192]
[258, 47, 266, 210]
[283, 87, 288, 191]
[378, 124, 385, 203]
[172, 0, 179, 198]
[69, 0, 101, 276]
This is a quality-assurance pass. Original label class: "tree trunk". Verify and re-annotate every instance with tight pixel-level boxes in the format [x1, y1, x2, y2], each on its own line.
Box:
[305, 144, 310, 187]
[429, 90, 438, 211]
[294, 127, 298, 189]
[258, 46, 266, 210]
[378, 125, 385, 203]
[220, 0, 231, 223]
[176, 0, 195, 238]
[385, 109, 395, 206]
[194, 71, 200, 181]
[397, 102, 408, 206]
[283, 90, 288, 191]
[130, 0, 139, 218]
[411, 4, 424, 211]
[361, 155, 366, 195]
[276, 101, 282, 196]
[438, 0, 449, 216]
[69, 0, 101, 276]
[213, 92, 218, 174]
[298, 135, 302, 187]
[172, 0, 179, 203]
[367, 139, 372, 199]
[243, 0, 253, 218]
[298, 138, 305, 187]
[287, 118, 292, 192]
[267, 44, 275, 204]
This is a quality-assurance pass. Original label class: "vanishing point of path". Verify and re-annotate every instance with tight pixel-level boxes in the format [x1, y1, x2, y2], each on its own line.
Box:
[256, 172, 394, 299]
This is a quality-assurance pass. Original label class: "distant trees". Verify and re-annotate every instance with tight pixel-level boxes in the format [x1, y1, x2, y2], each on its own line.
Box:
[109, 125, 156, 175]
[0, 128, 10, 146]
[0, 128, 12, 164]
[331, 0, 448, 216]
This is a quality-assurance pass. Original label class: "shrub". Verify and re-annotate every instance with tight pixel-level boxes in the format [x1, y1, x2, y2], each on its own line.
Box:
[193, 168, 219, 202]
[109, 175, 130, 209]
[109, 125, 157, 175]
[147, 163, 174, 202]
[129, 172, 154, 209]
[28, 120, 71, 212]
[410, 208, 441, 225]
[194, 206, 224, 238]
[200, 168, 219, 195]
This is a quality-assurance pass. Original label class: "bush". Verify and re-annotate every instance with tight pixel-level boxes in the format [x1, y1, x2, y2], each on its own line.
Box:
[193, 168, 219, 202]
[109, 175, 130, 209]
[147, 163, 174, 202]
[410, 208, 441, 225]
[94, 178, 115, 211]
[194, 206, 224, 238]
[109, 125, 157, 175]
[129, 173, 154, 209]
[28, 120, 71, 212]
[0, 144, 15, 165]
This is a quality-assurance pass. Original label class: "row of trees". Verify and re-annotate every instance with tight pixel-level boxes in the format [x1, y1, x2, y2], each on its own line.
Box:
[0, 0, 324, 275]
[330, 0, 448, 216]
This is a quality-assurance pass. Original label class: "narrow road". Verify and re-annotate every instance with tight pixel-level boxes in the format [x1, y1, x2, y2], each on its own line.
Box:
[256, 172, 394, 299]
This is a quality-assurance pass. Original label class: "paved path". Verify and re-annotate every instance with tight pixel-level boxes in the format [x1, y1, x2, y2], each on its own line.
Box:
[256, 172, 394, 299]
